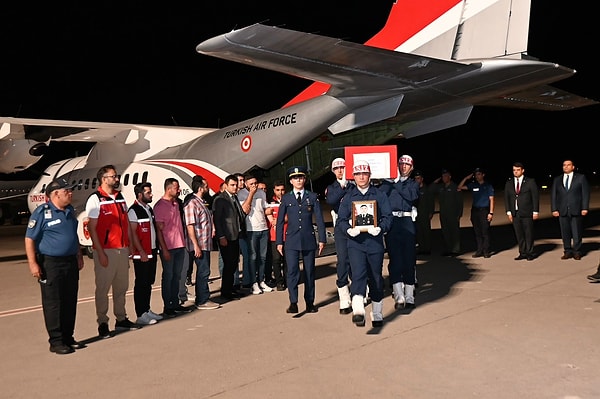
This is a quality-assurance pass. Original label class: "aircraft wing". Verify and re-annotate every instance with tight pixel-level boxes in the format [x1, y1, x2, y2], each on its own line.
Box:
[0, 117, 212, 143]
[198, 23, 480, 95]
[197, 23, 596, 111]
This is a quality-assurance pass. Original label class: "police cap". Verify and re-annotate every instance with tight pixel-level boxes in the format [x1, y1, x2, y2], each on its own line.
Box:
[46, 178, 77, 195]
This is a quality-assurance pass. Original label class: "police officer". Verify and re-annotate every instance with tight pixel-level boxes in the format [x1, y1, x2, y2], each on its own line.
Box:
[325, 157, 354, 315]
[337, 160, 392, 327]
[379, 155, 420, 310]
[276, 166, 326, 314]
[25, 178, 85, 355]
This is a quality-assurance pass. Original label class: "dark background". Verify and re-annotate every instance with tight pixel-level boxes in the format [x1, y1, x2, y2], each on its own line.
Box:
[0, 1, 598, 189]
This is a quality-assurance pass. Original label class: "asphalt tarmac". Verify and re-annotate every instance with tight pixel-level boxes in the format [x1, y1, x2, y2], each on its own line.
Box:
[1, 189, 600, 399]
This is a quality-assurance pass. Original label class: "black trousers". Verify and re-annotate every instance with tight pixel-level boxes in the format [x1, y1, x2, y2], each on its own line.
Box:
[39, 255, 79, 347]
[133, 249, 158, 317]
[470, 207, 491, 254]
[219, 239, 240, 296]
[512, 213, 535, 256]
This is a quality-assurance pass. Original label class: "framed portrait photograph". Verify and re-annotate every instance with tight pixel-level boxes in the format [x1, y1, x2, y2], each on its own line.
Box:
[352, 200, 377, 231]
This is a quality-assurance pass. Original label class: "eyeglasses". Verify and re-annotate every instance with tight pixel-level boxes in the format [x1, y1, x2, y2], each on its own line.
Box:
[103, 175, 118, 179]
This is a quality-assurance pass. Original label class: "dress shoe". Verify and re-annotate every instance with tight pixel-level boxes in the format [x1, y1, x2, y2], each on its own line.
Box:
[483, 253, 491, 258]
[561, 252, 573, 260]
[286, 303, 298, 314]
[587, 271, 600, 282]
[49, 344, 75, 355]
[514, 255, 527, 260]
[306, 303, 318, 313]
[405, 302, 416, 309]
[339, 307, 352, 315]
[372, 320, 383, 328]
[276, 283, 286, 291]
[527, 255, 535, 261]
[352, 314, 365, 327]
[67, 340, 86, 350]
[573, 253, 582, 260]
[472, 252, 483, 258]
[220, 292, 240, 301]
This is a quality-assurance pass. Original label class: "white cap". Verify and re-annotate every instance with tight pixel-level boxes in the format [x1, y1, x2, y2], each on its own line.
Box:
[352, 160, 371, 174]
[331, 158, 345, 171]
[398, 154, 414, 166]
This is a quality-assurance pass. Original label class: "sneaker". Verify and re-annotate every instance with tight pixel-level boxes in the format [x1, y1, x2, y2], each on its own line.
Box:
[147, 310, 163, 321]
[136, 312, 158, 325]
[195, 300, 221, 310]
[259, 281, 273, 292]
[251, 282, 263, 295]
[98, 322, 110, 339]
[115, 318, 142, 330]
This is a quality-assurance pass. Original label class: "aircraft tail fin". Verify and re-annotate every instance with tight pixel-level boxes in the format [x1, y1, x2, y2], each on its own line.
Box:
[284, 0, 532, 108]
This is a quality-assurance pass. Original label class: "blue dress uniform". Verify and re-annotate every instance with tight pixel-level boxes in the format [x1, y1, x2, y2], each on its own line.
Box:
[337, 185, 392, 308]
[379, 174, 420, 308]
[325, 166, 354, 314]
[26, 199, 81, 350]
[276, 166, 326, 312]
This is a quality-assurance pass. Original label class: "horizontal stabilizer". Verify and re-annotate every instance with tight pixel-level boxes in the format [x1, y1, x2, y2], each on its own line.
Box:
[477, 85, 599, 110]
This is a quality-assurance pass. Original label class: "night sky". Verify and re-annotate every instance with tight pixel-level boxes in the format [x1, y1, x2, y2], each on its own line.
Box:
[1, 1, 598, 188]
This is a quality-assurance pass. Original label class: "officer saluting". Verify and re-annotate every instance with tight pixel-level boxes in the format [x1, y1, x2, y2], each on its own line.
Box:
[276, 166, 326, 314]
[25, 178, 85, 355]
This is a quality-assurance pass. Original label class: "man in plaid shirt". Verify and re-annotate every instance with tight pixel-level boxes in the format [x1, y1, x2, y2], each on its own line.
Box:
[184, 175, 220, 310]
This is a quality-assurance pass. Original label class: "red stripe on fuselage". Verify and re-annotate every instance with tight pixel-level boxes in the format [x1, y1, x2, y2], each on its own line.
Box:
[283, 0, 461, 108]
[148, 161, 224, 193]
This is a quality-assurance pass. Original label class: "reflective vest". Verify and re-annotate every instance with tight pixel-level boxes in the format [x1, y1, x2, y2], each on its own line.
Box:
[128, 201, 156, 259]
[92, 188, 130, 249]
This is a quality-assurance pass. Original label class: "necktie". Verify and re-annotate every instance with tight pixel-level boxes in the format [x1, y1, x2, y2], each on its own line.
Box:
[515, 179, 520, 194]
[232, 195, 246, 225]
[565, 175, 569, 190]
[296, 192, 302, 204]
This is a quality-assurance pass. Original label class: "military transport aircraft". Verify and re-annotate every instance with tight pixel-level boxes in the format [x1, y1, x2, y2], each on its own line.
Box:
[0, 0, 596, 251]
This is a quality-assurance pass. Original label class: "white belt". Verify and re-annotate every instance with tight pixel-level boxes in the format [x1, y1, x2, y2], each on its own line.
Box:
[392, 211, 412, 217]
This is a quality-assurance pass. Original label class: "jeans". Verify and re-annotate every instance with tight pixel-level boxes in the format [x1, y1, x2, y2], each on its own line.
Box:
[193, 250, 211, 305]
[247, 229, 269, 283]
[160, 247, 185, 311]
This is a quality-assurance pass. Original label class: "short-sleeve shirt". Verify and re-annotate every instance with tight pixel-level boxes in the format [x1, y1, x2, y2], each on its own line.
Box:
[26, 201, 80, 256]
[153, 197, 186, 250]
[184, 194, 213, 252]
[467, 181, 494, 208]
[236, 188, 268, 231]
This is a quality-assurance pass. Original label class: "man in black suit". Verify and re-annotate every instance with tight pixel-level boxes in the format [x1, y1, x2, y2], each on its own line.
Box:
[213, 174, 247, 300]
[504, 162, 539, 261]
[551, 159, 590, 260]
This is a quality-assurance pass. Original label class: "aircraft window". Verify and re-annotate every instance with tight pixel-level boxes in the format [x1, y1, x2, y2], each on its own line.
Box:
[142, 171, 148, 182]
[78, 179, 83, 190]
[133, 172, 139, 185]
[92, 178, 97, 189]
[123, 174, 129, 186]
[84, 178, 90, 189]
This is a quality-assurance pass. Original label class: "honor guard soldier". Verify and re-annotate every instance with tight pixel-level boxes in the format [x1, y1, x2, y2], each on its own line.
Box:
[379, 155, 420, 310]
[337, 160, 392, 327]
[325, 157, 354, 315]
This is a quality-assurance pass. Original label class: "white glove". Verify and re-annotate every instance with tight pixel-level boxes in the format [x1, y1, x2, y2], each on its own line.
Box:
[347, 227, 361, 237]
[368, 226, 381, 236]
